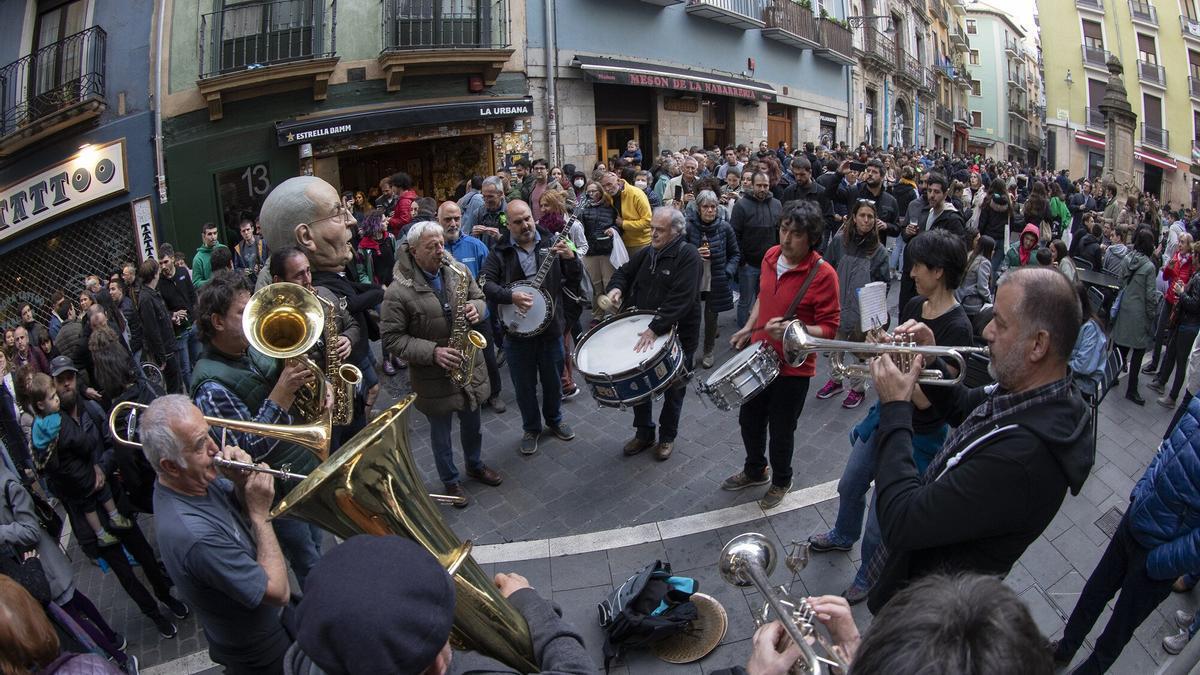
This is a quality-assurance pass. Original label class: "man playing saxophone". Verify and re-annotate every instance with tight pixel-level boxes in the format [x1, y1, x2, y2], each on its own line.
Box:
[382, 221, 502, 507]
[268, 246, 357, 387]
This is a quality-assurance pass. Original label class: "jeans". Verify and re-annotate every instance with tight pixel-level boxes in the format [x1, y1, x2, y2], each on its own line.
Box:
[428, 405, 483, 486]
[505, 333, 564, 434]
[851, 490, 884, 590]
[1155, 323, 1200, 400]
[633, 352, 693, 443]
[60, 590, 128, 665]
[739, 376, 810, 488]
[273, 517, 324, 588]
[1055, 512, 1175, 674]
[889, 237, 906, 274]
[91, 519, 175, 620]
[736, 264, 762, 329]
[175, 326, 198, 388]
[827, 433, 877, 548]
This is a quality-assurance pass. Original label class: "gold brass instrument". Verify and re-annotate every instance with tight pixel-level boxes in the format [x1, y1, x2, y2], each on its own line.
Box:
[108, 402, 466, 506]
[446, 259, 488, 388]
[781, 321, 990, 386]
[720, 533, 848, 675]
[244, 283, 362, 435]
[271, 395, 539, 673]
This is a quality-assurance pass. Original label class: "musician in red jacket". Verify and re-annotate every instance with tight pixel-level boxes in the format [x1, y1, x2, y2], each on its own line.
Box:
[724, 201, 840, 509]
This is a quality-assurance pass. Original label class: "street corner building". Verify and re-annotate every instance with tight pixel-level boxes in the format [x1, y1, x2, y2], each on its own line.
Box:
[0, 0, 160, 332]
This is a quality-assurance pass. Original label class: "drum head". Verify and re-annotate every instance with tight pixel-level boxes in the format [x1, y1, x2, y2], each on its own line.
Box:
[576, 314, 670, 374]
[706, 342, 765, 385]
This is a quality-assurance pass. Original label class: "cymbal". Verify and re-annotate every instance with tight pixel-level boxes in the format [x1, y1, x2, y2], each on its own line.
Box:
[652, 592, 728, 664]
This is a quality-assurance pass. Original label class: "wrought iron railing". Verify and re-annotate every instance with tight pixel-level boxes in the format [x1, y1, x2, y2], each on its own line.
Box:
[862, 28, 894, 67]
[1182, 15, 1200, 39]
[687, 0, 768, 21]
[1082, 44, 1109, 68]
[0, 26, 106, 137]
[935, 104, 953, 125]
[763, 0, 820, 43]
[199, 0, 334, 78]
[382, 0, 509, 51]
[1142, 123, 1169, 150]
[1129, 0, 1157, 24]
[1138, 60, 1165, 86]
[1190, 76, 1200, 100]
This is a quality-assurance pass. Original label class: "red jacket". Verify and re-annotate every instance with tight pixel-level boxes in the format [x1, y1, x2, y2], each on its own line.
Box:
[1164, 252, 1195, 305]
[752, 246, 841, 377]
[387, 189, 418, 234]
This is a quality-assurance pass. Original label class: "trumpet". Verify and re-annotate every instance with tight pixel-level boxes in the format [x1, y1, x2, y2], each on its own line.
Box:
[211, 457, 467, 506]
[719, 533, 848, 674]
[782, 321, 990, 386]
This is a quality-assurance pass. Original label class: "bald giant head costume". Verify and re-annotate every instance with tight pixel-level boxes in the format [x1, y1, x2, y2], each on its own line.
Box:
[258, 176, 355, 274]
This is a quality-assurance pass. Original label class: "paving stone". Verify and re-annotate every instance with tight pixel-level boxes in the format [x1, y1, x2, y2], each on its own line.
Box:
[550, 584, 616, 670]
[1051, 526, 1105, 577]
[1019, 585, 1066, 639]
[699, 638, 753, 674]
[1019, 536, 1073, 589]
[551, 551, 612, 592]
[663, 532, 727, 574]
[1046, 570, 1088, 618]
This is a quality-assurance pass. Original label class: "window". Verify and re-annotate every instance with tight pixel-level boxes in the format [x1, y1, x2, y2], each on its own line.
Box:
[1194, 110, 1200, 146]
[32, 0, 88, 99]
[971, 110, 982, 126]
[969, 49, 979, 65]
[966, 19, 976, 34]
[1186, 0, 1199, 22]
[1082, 20, 1104, 49]
[970, 79, 981, 96]
[1138, 34, 1158, 64]
[1144, 93, 1162, 128]
[1191, 50, 1200, 78]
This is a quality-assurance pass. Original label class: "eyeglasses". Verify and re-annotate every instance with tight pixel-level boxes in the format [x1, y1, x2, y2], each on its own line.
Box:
[310, 203, 353, 226]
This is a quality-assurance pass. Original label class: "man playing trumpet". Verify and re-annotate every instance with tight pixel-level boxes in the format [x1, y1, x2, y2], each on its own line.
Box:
[382, 221, 502, 507]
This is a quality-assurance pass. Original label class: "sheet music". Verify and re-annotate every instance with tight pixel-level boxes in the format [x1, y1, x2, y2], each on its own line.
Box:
[858, 281, 889, 333]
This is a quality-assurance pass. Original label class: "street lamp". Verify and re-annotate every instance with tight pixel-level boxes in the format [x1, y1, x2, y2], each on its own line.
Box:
[1065, 69, 1073, 175]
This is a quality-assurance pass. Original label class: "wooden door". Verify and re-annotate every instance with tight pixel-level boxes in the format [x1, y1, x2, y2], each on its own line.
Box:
[597, 125, 639, 166]
[767, 103, 793, 152]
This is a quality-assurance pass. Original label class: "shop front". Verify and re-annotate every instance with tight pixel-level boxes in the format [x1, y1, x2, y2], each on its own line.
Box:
[275, 97, 535, 204]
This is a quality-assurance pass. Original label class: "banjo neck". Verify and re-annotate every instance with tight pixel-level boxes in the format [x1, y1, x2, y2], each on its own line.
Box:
[524, 232, 565, 290]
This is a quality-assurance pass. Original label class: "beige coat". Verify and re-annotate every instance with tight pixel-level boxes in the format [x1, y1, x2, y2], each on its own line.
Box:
[381, 245, 489, 416]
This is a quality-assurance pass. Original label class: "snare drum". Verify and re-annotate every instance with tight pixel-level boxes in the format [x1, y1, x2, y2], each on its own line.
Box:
[697, 341, 780, 411]
[574, 311, 685, 408]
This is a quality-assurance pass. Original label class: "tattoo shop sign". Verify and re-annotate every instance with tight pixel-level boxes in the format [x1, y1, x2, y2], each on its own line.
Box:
[0, 138, 129, 244]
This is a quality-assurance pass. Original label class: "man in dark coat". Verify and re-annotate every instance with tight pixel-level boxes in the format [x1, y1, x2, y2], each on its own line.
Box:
[898, 173, 967, 310]
[866, 267, 1092, 613]
[780, 157, 835, 238]
[136, 259, 182, 393]
[603, 207, 702, 461]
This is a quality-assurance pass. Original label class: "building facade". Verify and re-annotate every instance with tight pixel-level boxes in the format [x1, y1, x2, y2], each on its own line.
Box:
[927, 0, 972, 153]
[522, 0, 853, 171]
[0, 0, 159, 330]
[963, 7, 1027, 163]
[1038, 0, 1196, 203]
[847, 0, 935, 149]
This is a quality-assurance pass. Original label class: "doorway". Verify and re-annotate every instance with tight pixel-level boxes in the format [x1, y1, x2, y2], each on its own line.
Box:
[1144, 164, 1163, 198]
[1087, 150, 1104, 182]
[336, 134, 494, 203]
[597, 125, 640, 167]
[767, 103, 793, 152]
[703, 96, 731, 149]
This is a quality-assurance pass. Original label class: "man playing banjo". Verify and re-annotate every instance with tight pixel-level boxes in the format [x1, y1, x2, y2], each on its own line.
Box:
[724, 201, 840, 509]
[479, 199, 581, 456]
[602, 208, 702, 461]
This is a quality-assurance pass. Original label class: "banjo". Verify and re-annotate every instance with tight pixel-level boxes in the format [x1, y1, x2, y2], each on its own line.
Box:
[499, 232, 566, 337]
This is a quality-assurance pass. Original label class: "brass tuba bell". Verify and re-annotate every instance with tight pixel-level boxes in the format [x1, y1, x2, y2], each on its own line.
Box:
[270, 395, 539, 672]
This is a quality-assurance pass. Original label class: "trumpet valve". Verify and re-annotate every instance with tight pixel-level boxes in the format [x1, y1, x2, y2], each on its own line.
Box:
[785, 540, 811, 575]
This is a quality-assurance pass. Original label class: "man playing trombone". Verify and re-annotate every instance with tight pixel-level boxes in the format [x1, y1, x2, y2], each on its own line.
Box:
[863, 266, 1093, 613]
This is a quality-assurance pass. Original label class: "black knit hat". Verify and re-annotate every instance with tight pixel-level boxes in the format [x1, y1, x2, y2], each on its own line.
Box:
[295, 536, 456, 674]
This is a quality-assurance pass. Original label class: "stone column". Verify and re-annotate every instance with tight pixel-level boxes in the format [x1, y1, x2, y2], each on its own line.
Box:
[1099, 56, 1138, 203]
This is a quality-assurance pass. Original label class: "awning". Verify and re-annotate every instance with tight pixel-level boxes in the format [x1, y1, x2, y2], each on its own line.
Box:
[573, 54, 776, 102]
[1135, 148, 1177, 172]
[1075, 131, 1105, 150]
[275, 97, 533, 146]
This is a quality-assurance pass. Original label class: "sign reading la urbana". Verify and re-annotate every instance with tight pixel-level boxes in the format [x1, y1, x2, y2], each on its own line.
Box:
[0, 138, 128, 243]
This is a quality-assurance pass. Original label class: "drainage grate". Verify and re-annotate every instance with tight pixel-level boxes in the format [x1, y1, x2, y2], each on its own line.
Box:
[1094, 506, 1124, 539]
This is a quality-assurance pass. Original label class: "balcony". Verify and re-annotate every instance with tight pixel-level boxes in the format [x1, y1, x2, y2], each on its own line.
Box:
[761, 0, 820, 50]
[684, 0, 767, 30]
[954, 107, 972, 126]
[1009, 130, 1026, 148]
[1138, 60, 1166, 89]
[935, 103, 953, 127]
[637, 0, 683, 5]
[198, 0, 337, 121]
[896, 52, 923, 87]
[860, 28, 895, 70]
[1191, 75, 1200, 102]
[1183, 16, 1200, 44]
[378, 0, 513, 93]
[1143, 123, 1169, 150]
[1085, 106, 1106, 129]
[1082, 44, 1110, 72]
[1005, 37, 1020, 56]
[815, 19, 856, 65]
[1009, 100, 1028, 119]
[0, 26, 106, 157]
[1007, 68, 1023, 88]
[1129, 1, 1157, 26]
[1076, 0, 1104, 13]
[949, 25, 969, 52]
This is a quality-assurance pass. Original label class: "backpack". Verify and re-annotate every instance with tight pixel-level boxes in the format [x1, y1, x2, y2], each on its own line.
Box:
[598, 560, 698, 670]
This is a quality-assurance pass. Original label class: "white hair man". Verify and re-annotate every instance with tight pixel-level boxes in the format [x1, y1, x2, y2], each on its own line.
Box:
[142, 394, 291, 673]
[381, 221, 502, 506]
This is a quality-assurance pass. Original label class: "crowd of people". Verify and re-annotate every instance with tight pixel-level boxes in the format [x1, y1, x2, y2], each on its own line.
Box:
[1, 137, 1200, 675]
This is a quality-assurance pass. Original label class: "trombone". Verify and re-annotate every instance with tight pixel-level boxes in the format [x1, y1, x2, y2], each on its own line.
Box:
[109, 402, 466, 506]
[781, 321, 990, 386]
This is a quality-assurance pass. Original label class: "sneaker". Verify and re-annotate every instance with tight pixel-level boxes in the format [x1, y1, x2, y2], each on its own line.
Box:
[808, 532, 854, 553]
[702, 352, 715, 369]
[382, 359, 397, 376]
[152, 613, 177, 639]
[123, 654, 139, 675]
[549, 422, 575, 441]
[842, 583, 870, 606]
[654, 441, 673, 461]
[96, 530, 120, 547]
[393, 356, 408, 370]
[759, 482, 792, 509]
[164, 597, 190, 620]
[1158, 394, 1177, 408]
[108, 513, 134, 530]
[115, 634, 128, 651]
[562, 386, 580, 400]
[1177, 609, 1195, 629]
[1143, 363, 1159, 375]
[1176, 576, 1197, 593]
[721, 470, 771, 491]
[816, 379, 843, 400]
[623, 436, 655, 456]
[519, 432, 539, 456]
[1147, 380, 1166, 394]
[1164, 629, 1191, 655]
[487, 396, 507, 413]
[443, 482, 470, 509]
[842, 390, 866, 409]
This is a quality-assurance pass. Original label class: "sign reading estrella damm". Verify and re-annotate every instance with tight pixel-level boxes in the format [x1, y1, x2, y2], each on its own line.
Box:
[0, 138, 129, 244]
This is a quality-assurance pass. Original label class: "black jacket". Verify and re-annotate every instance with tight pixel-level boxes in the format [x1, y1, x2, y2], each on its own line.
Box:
[899, 205, 968, 310]
[1177, 274, 1200, 326]
[480, 227, 583, 339]
[137, 284, 174, 362]
[607, 236, 702, 354]
[43, 399, 112, 502]
[890, 182, 919, 225]
[116, 296, 143, 355]
[731, 192, 782, 268]
[780, 179, 835, 233]
[848, 182, 901, 236]
[868, 385, 1092, 613]
[577, 199, 618, 257]
[312, 271, 384, 363]
[977, 197, 1014, 242]
[1074, 233, 1104, 273]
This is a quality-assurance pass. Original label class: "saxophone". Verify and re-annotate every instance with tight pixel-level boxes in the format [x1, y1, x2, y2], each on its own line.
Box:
[317, 291, 363, 426]
[446, 258, 488, 388]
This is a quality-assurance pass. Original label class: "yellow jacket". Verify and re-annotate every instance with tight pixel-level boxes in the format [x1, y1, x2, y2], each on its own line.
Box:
[615, 180, 653, 249]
